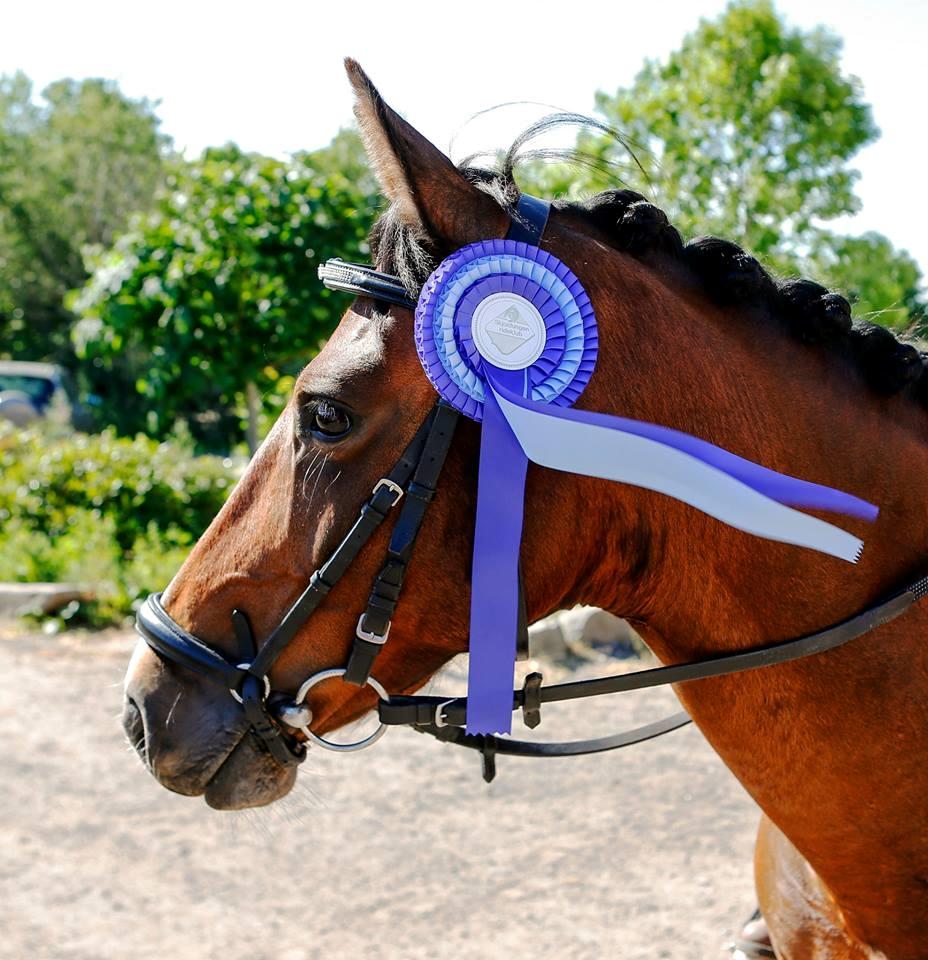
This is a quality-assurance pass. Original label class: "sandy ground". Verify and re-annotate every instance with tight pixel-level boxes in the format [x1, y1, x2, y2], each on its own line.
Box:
[0, 627, 762, 960]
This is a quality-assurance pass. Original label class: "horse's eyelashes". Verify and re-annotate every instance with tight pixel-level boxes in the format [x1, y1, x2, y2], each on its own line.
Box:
[297, 397, 354, 443]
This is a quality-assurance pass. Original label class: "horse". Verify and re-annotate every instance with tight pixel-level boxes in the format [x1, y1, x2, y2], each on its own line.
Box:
[123, 59, 928, 958]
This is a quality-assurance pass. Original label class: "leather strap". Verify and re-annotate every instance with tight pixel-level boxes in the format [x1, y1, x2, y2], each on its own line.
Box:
[381, 573, 928, 730]
[507, 193, 551, 245]
[342, 196, 547, 683]
[420, 709, 693, 781]
[317, 191, 550, 324]
[139, 407, 440, 686]
[345, 402, 460, 684]
[135, 405, 448, 766]
[239, 674, 306, 766]
[138, 592, 244, 688]
[521, 671, 543, 729]
[246, 406, 441, 680]
[515, 571, 530, 661]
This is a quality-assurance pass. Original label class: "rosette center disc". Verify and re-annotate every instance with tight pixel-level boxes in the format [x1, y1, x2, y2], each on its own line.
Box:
[471, 293, 547, 371]
[414, 238, 598, 421]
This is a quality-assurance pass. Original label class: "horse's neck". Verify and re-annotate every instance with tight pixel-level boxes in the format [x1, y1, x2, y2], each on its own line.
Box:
[576, 283, 928, 652]
[576, 326, 928, 939]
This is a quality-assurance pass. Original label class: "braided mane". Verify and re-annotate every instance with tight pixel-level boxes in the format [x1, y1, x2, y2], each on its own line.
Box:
[370, 119, 923, 405]
[572, 187, 923, 399]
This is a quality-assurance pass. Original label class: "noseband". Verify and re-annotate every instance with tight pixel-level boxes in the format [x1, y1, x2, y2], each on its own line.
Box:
[136, 195, 928, 782]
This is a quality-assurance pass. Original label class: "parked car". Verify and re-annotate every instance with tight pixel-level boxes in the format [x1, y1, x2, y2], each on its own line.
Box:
[0, 361, 91, 429]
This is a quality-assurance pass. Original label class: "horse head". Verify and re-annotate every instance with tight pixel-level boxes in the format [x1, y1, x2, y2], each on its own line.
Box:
[124, 60, 928, 833]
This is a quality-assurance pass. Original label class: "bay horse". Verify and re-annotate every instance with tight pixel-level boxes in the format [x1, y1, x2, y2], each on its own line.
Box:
[123, 60, 928, 958]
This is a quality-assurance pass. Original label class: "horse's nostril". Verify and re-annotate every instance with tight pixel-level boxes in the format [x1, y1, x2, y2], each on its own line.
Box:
[122, 696, 148, 765]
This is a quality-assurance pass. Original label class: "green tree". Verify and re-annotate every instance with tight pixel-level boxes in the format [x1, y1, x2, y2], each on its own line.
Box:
[73, 144, 378, 452]
[0, 74, 168, 362]
[301, 127, 378, 197]
[810, 232, 926, 329]
[547, 0, 925, 328]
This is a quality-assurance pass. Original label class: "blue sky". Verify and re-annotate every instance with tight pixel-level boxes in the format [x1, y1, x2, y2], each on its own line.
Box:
[4, 0, 925, 277]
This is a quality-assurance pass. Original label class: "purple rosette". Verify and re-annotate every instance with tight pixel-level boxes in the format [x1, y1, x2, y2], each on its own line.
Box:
[414, 239, 599, 419]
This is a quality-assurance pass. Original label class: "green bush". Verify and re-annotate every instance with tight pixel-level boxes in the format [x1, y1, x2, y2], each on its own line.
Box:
[0, 424, 236, 624]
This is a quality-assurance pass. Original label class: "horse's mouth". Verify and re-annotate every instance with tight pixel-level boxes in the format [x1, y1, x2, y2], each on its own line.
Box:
[202, 733, 298, 810]
[123, 694, 297, 810]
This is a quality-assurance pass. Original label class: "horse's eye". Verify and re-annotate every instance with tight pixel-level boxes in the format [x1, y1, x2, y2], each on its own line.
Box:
[310, 400, 352, 441]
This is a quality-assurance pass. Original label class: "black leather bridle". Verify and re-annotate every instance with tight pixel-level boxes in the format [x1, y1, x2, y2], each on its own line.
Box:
[136, 195, 928, 782]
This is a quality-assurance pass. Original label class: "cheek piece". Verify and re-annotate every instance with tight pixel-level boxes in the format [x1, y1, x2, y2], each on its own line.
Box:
[135, 193, 928, 785]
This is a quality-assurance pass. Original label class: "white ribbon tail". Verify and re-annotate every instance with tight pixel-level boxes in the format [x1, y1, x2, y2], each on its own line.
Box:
[494, 391, 863, 563]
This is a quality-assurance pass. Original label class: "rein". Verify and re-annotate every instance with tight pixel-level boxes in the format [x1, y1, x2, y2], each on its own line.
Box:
[135, 195, 928, 783]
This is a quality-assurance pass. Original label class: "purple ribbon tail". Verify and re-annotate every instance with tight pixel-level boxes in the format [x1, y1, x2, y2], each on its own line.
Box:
[491, 380, 878, 521]
[466, 377, 528, 735]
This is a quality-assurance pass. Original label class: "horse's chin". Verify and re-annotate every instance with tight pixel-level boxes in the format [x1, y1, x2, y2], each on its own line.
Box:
[203, 735, 298, 810]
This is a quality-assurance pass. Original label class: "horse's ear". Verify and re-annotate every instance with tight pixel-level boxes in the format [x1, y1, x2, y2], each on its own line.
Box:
[345, 58, 509, 247]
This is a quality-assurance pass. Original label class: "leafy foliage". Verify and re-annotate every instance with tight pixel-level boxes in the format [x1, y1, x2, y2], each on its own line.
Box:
[594, 0, 875, 253]
[0, 74, 168, 363]
[304, 128, 379, 196]
[532, 0, 925, 328]
[72, 141, 379, 449]
[0, 424, 236, 624]
[0, 424, 233, 550]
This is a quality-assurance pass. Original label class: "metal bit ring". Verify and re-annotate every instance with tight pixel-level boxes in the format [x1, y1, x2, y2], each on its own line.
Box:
[290, 668, 389, 752]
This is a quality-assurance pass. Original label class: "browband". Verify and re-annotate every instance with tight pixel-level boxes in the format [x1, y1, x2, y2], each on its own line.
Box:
[317, 194, 552, 310]
[318, 259, 417, 310]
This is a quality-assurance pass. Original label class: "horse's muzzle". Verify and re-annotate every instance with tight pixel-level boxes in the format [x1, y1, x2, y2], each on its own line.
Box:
[122, 640, 297, 809]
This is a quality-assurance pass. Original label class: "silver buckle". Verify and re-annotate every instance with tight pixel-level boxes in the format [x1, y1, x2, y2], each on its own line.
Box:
[372, 478, 404, 506]
[434, 699, 456, 728]
[229, 665, 271, 705]
[356, 613, 390, 645]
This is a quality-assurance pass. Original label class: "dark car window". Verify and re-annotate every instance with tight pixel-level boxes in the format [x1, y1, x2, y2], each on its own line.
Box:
[0, 375, 56, 410]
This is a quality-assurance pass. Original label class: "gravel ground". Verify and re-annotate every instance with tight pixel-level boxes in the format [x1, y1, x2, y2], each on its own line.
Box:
[0, 627, 761, 960]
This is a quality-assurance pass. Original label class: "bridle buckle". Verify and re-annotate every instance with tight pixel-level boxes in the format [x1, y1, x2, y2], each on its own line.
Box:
[372, 477, 404, 506]
[434, 698, 455, 728]
[229, 665, 271, 705]
[355, 613, 390, 645]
